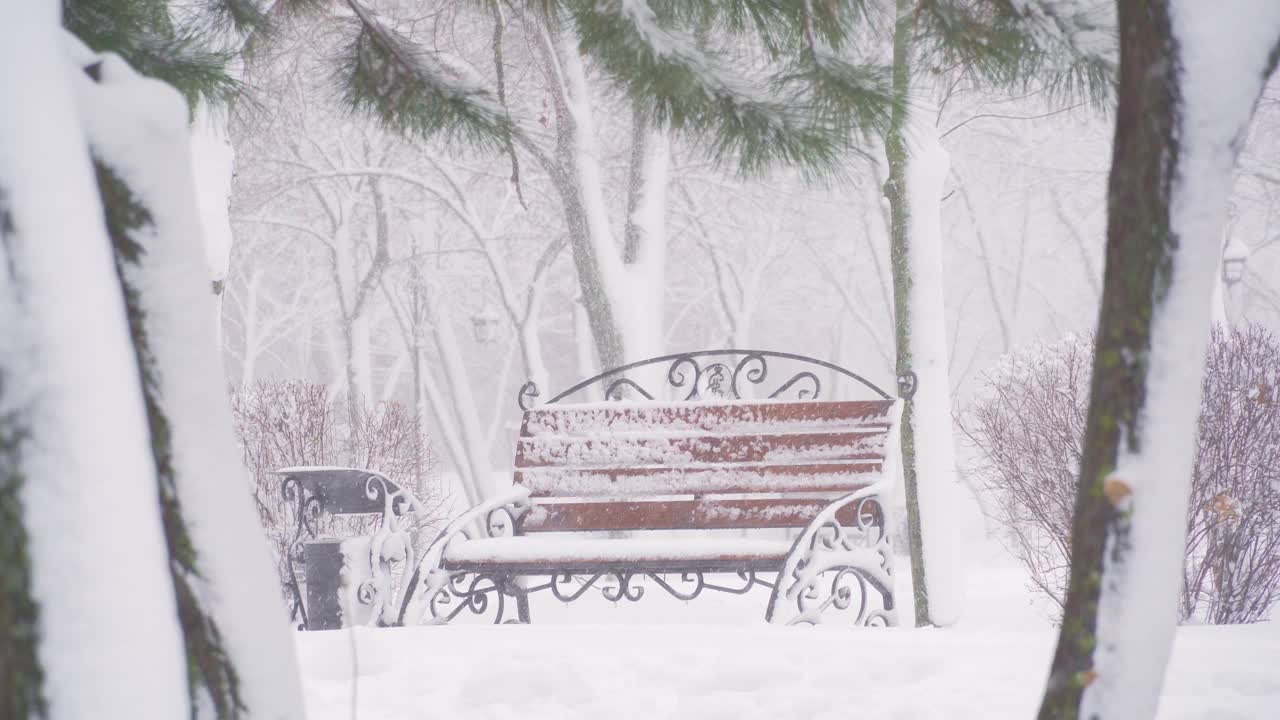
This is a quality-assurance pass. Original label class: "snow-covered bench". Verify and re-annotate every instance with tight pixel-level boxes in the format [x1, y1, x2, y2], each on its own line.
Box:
[399, 351, 903, 627]
[278, 467, 420, 630]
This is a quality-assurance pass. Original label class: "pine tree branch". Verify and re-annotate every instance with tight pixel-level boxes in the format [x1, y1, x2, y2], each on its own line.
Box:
[336, 0, 519, 150]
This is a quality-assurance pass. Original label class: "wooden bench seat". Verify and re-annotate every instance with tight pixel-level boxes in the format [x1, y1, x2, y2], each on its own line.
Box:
[400, 394, 901, 627]
[442, 537, 795, 570]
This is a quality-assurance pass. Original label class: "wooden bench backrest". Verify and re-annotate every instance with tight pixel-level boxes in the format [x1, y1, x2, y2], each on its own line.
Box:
[513, 399, 897, 533]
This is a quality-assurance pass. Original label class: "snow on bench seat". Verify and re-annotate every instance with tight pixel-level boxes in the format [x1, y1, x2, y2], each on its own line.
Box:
[442, 537, 794, 570]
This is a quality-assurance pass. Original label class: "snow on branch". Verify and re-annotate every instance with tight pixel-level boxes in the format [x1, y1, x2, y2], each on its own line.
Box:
[774, 52, 898, 141]
[336, 0, 517, 151]
[571, 0, 855, 177]
[919, 0, 1116, 106]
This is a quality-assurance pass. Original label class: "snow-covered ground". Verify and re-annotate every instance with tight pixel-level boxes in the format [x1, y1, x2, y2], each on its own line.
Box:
[294, 549, 1279, 719]
[298, 623, 1277, 719]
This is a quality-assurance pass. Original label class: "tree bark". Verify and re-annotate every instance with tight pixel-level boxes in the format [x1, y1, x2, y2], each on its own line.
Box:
[544, 25, 628, 371]
[1038, 2, 1280, 717]
[1038, 9, 1178, 714]
[883, 0, 930, 628]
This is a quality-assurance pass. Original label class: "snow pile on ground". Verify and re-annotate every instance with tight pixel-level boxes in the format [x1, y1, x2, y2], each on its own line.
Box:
[296, 621, 1277, 720]
[297, 521, 1277, 718]
[295, 549, 1277, 720]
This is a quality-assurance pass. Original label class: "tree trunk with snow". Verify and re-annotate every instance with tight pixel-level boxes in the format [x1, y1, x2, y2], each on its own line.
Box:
[76, 49, 304, 719]
[1038, 3, 1280, 718]
[427, 291, 496, 502]
[541, 27, 671, 374]
[546, 26, 629, 371]
[1, 7, 188, 717]
[621, 110, 671, 365]
[881, 0, 964, 628]
[191, 103, 236, 342]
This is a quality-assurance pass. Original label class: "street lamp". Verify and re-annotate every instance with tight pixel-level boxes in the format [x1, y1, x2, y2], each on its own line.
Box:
[1221, 225, 1250, 326]
[1222, 235, 1250, 285]
[472, 309, 500, 344]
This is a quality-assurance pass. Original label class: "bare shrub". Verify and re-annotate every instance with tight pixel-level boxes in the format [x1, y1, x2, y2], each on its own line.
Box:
[229, 380, 443, 607]
[962, 326, 1280, 623]
[1185, 328, 1280, 623]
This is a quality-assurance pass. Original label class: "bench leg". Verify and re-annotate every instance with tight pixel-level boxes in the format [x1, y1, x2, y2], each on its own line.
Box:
[516, 590, 531, 623]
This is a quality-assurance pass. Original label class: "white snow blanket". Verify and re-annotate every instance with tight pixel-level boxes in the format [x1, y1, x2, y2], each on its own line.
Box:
[297, 557, 1277, 719]
[297, 621, 1278, 719]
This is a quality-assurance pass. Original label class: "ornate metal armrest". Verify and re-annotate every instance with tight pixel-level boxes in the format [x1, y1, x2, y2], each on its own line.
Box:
[395, 486, 532, 626]
[357, 474, 425, 626]
[766, 483, 897, 627]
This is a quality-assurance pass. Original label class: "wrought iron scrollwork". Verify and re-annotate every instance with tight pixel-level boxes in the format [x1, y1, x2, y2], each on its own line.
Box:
[397, 487, 533, 625]
[517, 349, 891, 409]
[356, 475, 423, 627]
[517, 381, 541, 411]
[605, 378, 655, 401]
[486, 503, 523, 538]
[767, 486, 896, 627]
[647, 570, 773, 601]
[411, 567, 777, 625]
[281, 474, 322, 630]
[540, 572, 602, 603]
[426, 572, 514, 624]
[601, 572, 645, 602]
[896, 370, 919, 400]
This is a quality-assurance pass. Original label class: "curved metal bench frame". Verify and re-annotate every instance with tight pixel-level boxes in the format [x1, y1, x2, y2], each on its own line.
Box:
[518, 349, 909, 410]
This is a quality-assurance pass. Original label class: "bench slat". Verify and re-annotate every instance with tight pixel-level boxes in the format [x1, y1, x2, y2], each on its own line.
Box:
[442, 537, 793, 571]
[515, 462, 880, 497]
[516, 431, 886, 469]
[519, 497, 877, 532]
[522, 399, 896, 436]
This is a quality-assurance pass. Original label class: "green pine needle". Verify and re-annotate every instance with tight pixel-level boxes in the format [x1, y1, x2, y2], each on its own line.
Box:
[334, 3, 516, 151]
[776, 53, 900, 137]
[573, 0, 874, 176]
[65, 0, 241, 108]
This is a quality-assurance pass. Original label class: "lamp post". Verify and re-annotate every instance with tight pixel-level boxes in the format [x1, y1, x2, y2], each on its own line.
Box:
[1222, 234, 1250, 326]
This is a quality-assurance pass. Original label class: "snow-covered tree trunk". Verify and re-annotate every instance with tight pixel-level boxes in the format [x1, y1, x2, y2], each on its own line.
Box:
[427, 291, 497, 502]
[881, 0, 964, 628]
[73, 46, 305, 719]
[238, 267, 265, 387]
[542, 26, 671, 374]
[546, 26, 629, 371]
[348, 313, 374, 405]
[333, 208, 373, 407]
[573, 294, 602, 393]
[1038, 3, 1280, 718]
[191, 104, 236, 341]
[0, 6, 188, 717]
[417, 351, 482, 505]
[330, 178, 390, 438]
[621, 114, 671, 365]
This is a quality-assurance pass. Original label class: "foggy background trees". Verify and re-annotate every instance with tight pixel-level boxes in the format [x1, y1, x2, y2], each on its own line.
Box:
[218, 5, 1280, 631]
